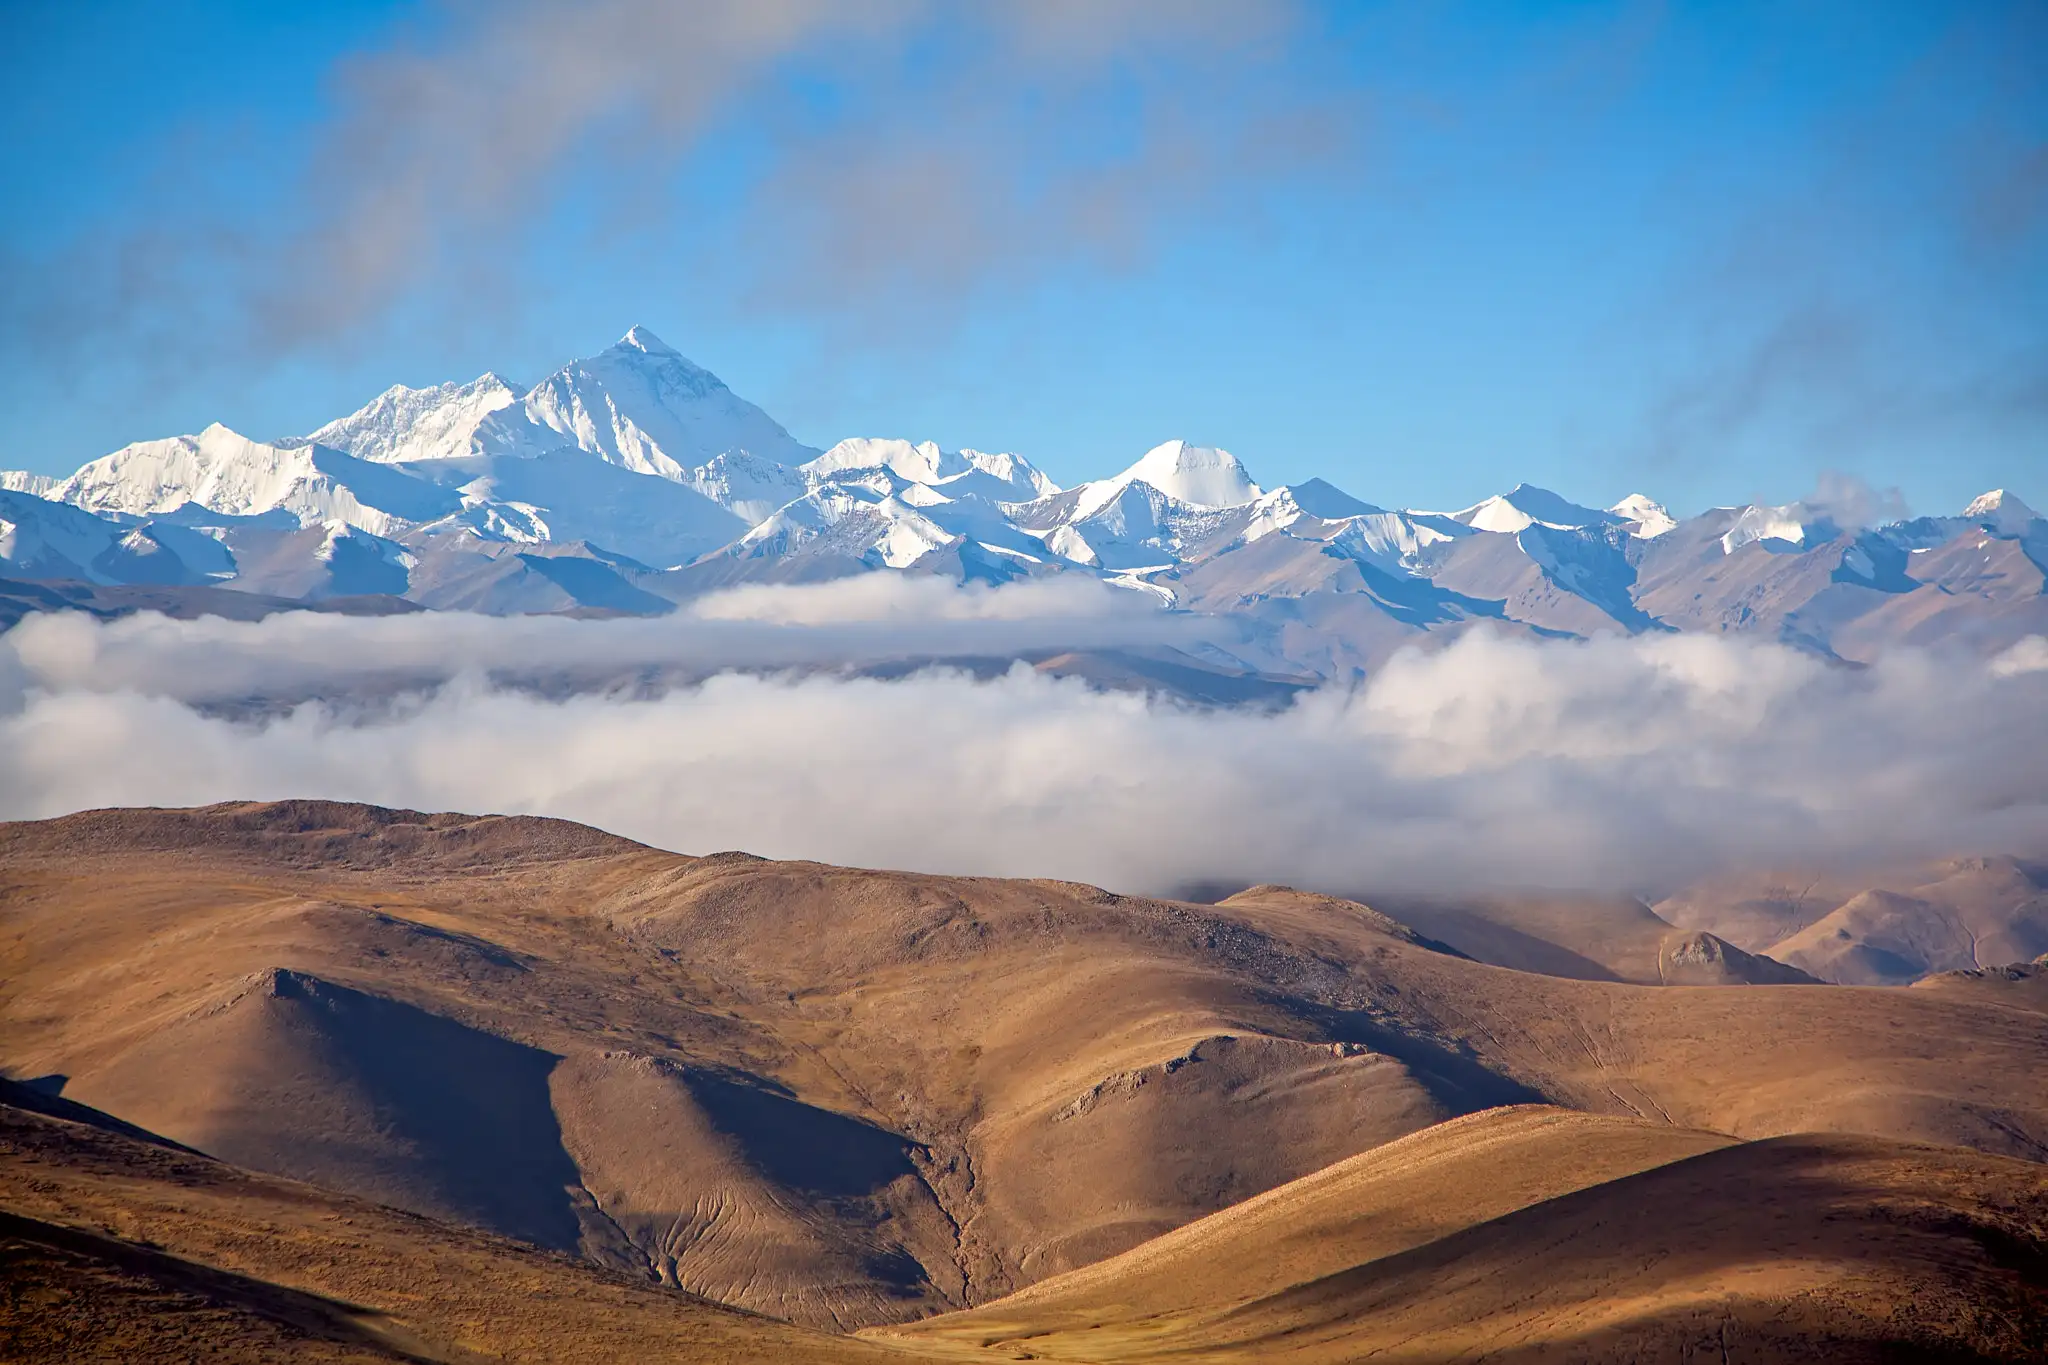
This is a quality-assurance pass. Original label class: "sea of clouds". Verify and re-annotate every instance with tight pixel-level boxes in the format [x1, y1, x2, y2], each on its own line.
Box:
[3, 577, 2044, 896]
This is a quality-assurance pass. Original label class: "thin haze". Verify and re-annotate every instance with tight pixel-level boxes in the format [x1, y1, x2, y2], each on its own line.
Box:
[4, 584, 2044, 897]
[1, 1, 2041, 513]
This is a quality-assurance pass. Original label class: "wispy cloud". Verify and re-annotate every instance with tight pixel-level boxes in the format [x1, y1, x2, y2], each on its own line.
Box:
[1, 1, 1345, 379]
[1620, 4, 2048, 485]
[1793, 469, 1911, 528]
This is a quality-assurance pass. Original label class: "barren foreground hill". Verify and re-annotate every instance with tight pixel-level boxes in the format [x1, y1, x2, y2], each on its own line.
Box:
[0, 1079, 901, 1364]
[875, 1106, 2048, 1362]
[3, 801, 2046, 1361]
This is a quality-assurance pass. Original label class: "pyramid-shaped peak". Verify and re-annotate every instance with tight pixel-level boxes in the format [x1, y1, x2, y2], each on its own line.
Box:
[1964, 488, 2037, 535]
[594, 326, 724, 390]
[1965, 488, 2033, 517]
[1610, 493, 1677, 538]
[1281, 477, 1381, 521]
[618, 324, 679, 356]
[1454, 484, 1616, 534]
[1500, 483, 1581, 512]
[190, 422, 279, 454]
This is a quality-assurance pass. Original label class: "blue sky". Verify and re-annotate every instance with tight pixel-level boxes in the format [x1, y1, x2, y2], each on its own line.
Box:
[2, 0, 2042, 515]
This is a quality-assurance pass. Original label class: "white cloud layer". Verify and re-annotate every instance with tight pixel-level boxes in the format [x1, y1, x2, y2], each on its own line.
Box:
[2, 596, 2044, 897]
[0, 577, 1189, 707]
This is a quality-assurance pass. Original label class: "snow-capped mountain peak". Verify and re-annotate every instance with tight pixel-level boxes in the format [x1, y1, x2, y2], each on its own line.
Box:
[1609, 493, 1677, 538]
[501, 329, 819, 486]
[1235, 479, 1387, 545]
[807, 438, 966, 485]
[618, 323, 680, 357]
[1448, 483, 1620, 535]
[1964, 488, 2038, 537]
[1, 470, 59, 497]
[1720, 502, 1831, 555]
[58, 424, 300, 519]
[47, 424, 463, 541]
[966, 449, 1060, 501]
[1076, 440, 1262, 519]
[801, 438, 1057, 504]
[1282, 478, 1384, 522]
[308, 372, 521, 465]
[1124, 439, 1263, 507]
[9, 325, 2039, 670]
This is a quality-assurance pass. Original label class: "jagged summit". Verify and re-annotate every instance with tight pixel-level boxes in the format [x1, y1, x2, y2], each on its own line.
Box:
[1719, 501, 1831, 555]
[309, 373, 521, 465]
[0, 469, 58, 496]
[799, 438, 1056, 504]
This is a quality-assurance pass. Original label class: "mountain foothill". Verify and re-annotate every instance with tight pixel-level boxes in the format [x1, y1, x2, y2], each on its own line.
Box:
[2, 800, 2044, 1362]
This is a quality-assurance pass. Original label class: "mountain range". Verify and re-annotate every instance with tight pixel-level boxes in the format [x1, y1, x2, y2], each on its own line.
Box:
[4, 325, 2043, 674]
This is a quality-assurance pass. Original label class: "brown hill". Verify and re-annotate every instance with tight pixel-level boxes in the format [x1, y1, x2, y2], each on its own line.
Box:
[1913, 955, 2048, 1015]
[4, 800, 2048, 1340]
[548, 1048, 961, 1328]
[1662, 855, 2048, 984]
[0, 1081, 906, 1364]
[1657, 929, 1819, 985]
[1366, 889, 1816, 984]
[873, 1106, 1735, 1355]
[877, 1108, 2048, 1363]
[1655, 867, 1881, 949]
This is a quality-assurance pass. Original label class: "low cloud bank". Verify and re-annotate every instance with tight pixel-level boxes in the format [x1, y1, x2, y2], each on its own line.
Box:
[2, 594, 2044, 896]
[0, 575, 1189, 707]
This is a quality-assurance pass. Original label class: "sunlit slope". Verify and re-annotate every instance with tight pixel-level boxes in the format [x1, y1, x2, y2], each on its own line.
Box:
[873, 1106, 1733, 1354]
[4, 801, 2047, 1333]
[876, 1111, 2048, 1363]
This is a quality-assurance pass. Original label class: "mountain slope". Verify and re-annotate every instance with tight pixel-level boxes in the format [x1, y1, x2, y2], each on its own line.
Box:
[501, 325, 818, 481]
[1768, 860, 2048, 985]
[5, 800, 2047, 1338]
[877, 1116, 2048, 1363]
[875, 1106, 1737, 1356]
[1444, 482, 1623, 534]
[1660, 856, 2048, 985]
[0, 488, 221, 586]
[307, 373, 522, 465]
[0, 1084, 912, 1364]
[398, 445, 747, 566]
[1076, 439, 1262, 513]
[54, 425, 464, 537]
[73, 965, 588, 1253]
[1367, 890, 1816, 985]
